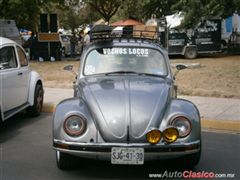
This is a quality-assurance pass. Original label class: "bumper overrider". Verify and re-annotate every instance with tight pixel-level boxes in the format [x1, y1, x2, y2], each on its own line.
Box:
[53, 139, 200, 161]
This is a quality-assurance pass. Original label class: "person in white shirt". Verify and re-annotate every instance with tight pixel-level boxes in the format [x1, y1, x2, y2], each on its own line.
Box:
[233, 11, 239, 32]
[83, 31, 90, 46]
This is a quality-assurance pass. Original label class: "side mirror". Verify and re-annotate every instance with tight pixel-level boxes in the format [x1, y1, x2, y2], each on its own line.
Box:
[63, 65, 78, 76]
[173, 64, 188, 79]
[176, 64, 187, 71]
[63, 65, 73, 71]
[173, 63, 201, 80]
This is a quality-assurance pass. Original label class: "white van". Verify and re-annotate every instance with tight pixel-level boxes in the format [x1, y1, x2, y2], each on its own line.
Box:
[59, 34, 82, 57]
[0, 19, 22, 45]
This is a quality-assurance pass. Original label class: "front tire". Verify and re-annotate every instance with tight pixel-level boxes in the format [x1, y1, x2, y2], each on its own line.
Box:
[26, 84, 44, 117]
[0, 112, 3, 127]
[56, 151, 76, 170]
[178, 142, 201, 169]
[182, 150, 201, 169]
[184, 48, 197, 59]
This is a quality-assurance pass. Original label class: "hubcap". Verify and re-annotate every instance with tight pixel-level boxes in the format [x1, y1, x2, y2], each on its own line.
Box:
[187, 49, 196, 58]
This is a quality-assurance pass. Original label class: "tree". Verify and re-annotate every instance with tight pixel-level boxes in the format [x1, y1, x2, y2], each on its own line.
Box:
[0, 0, 65, 31]
[85, 0, 124, 23]
[54, 0, 83, 32]
[55, 0, 101, 31]
[2, 0, 239, 31]
[144, 0, 178, 18]
[172, 0, 240, 28]
[116, 0, 149, 21]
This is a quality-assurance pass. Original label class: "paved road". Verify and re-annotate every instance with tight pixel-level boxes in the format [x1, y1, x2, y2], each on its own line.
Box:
[0, 113, 239, 180]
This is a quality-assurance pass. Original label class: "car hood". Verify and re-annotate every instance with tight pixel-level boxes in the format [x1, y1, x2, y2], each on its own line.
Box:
[81, 76, 171, 142]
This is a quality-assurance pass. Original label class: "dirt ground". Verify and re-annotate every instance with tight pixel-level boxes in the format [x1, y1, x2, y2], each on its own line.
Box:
[30, 55, 240, 98]
[171, 55, 240, 98]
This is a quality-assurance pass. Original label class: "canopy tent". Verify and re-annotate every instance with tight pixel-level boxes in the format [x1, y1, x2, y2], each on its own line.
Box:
[166, 12, 184, 29]
[94, 19, 106, 25]
[111, 19, 144, 26]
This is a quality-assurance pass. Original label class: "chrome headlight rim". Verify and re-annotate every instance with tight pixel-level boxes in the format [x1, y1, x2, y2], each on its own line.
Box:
[170, 116, 192, 138]
[63, 115, 87, 137]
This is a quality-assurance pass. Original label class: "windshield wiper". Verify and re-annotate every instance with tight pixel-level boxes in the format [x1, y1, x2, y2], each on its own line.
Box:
[105, 71, 139, 76]
[105, 71, 166, 78]
[138, 72, 166, 78]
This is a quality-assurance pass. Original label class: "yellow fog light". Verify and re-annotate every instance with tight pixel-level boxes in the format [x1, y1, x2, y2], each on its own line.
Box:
[146, 129, 162, 144]
[163, 127, 179, 143]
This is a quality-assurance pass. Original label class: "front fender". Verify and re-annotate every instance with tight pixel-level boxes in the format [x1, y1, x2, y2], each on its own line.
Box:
[28, 71, 43, 106]
[160, 98, 201, 142]
[53, 98, 98, 143]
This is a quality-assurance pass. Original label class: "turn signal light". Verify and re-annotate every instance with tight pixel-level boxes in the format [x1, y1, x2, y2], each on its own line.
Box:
[146, 129, 162, 144]
[163, 127, 179, 143]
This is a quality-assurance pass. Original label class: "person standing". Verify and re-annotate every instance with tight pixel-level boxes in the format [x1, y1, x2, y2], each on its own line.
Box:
[70, 32, 78, 57]
[232, 11, 239, 33]
[78, 31, 84, 55]
[28, 32, 37, 60]
[83, 31, 90, 46]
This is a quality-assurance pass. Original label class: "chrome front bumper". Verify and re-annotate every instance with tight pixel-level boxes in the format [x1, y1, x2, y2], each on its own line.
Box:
[53, 139, 201, 161]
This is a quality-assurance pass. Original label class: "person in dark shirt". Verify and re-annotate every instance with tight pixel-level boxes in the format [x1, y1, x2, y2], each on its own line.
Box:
[70, 33, 78, 57]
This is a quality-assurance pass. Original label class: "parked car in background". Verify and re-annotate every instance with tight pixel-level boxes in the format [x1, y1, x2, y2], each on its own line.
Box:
[0, 37, 44, 123]
[59, 34, 82, 57]
[53, 28, 201, 170]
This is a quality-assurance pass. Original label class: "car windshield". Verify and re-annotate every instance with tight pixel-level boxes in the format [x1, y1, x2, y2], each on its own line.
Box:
[84, 47, 168, 76]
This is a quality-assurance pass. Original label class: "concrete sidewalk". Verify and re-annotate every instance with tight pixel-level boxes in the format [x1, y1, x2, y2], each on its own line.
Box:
[43, 88, 240, 133]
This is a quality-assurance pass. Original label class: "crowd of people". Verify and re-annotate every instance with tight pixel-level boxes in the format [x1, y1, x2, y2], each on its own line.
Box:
[22, 29, 91, 60]
[70, 30, 90, 57]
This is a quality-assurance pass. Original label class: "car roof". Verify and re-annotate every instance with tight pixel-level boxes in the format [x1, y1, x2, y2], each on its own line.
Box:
[0, 37, 17, 45]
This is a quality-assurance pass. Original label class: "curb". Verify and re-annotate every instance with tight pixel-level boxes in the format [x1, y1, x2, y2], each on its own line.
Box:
[201, 119, 240, 133]
[42, 102, 56, 113]
[42, 103, 240, 133]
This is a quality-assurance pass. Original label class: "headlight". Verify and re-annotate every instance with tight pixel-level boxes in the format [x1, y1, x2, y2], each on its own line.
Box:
[162, 127, 178, 143]
[146, 129, 162, 144]
[64, 115, 87, 136]
[171, 116, 192, 137]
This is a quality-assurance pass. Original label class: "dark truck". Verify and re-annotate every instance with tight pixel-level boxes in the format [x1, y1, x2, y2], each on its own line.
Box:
[158, 18, 222, 59]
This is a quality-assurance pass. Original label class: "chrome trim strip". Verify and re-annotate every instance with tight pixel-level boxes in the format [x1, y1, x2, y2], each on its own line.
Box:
[53, 139, 200, 153]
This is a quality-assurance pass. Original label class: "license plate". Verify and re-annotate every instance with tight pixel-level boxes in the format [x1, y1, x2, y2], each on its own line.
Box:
[111, 147, 144, 165]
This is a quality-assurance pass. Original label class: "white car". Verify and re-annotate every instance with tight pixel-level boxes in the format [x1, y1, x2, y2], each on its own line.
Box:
[0, 37, 44, 123]
[59, 34, 82, 57]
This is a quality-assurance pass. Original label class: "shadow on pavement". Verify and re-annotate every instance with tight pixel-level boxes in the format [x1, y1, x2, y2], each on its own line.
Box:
[0, 112, 44, 143]
[60, 158, 200, 179]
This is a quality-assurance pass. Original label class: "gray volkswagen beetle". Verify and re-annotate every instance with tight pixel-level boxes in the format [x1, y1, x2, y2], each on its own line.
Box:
[53, 33, 201, 170]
